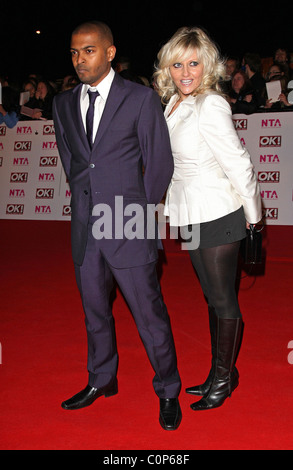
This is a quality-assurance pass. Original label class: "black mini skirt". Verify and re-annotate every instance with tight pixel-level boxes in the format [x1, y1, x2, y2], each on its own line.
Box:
[185, 206, 247, 250]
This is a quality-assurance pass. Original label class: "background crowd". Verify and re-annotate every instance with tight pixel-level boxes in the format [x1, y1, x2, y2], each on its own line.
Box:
[1, 47, 293, 129]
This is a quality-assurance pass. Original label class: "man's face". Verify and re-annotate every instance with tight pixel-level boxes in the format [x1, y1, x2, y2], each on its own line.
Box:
[70, 30, 116, 86]
[275, 49, 287, 64]
[226, 59, 237, 78]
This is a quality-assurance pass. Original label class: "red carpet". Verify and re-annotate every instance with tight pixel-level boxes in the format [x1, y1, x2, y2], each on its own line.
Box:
[0, 220, 293, 451]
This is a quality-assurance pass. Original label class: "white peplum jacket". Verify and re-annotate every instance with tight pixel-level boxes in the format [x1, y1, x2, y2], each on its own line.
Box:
[163, 92, 262, 227]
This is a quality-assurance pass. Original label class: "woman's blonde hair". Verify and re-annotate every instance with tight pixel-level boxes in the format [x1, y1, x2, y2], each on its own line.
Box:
[154, 26, 226, 104]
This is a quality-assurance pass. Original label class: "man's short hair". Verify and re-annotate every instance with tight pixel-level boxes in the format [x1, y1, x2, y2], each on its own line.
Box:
[72, 21, 114, 45]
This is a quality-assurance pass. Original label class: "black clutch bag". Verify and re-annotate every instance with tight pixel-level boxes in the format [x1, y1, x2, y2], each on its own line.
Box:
[242, 222, 264, 264]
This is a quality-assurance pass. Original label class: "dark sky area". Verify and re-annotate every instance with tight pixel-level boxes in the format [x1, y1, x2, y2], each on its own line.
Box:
[1, 0, 292, 84]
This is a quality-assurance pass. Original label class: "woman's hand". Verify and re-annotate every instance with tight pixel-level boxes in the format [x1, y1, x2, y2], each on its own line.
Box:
[264, 98, 273, 108]
[279, 93, 290, 106]
[246, 220, 263, 230]
[243, 93, 253, 103]
[32, 110, 43, 120]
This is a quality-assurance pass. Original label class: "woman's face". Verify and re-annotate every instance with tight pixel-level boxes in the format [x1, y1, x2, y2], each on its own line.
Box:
[232, 73, 245, 93]
[24, 83, 36, 98]
[267, 65, 283, 80]
[169, 48, 204, 99]
[37, 82, 48, 99]
[275, 49, 287, 63]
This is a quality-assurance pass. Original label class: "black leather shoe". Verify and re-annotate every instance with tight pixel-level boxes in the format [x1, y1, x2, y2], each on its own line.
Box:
[61, 378, 118, 410]
[159, 398, 182, 431]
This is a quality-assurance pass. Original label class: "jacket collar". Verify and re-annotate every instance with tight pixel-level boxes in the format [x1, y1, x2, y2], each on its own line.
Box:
[71, 72, 126, 152]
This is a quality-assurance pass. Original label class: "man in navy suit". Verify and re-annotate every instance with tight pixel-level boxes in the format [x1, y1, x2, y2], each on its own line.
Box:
[52, 21, 181, 430]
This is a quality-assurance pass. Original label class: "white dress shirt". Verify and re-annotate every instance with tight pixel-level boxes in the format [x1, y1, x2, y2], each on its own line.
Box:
[163, 92, 261, 226]
[80, 67, 115, 141]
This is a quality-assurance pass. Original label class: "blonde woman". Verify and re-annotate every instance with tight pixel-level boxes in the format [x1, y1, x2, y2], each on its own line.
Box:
[155, 27, 261, 411]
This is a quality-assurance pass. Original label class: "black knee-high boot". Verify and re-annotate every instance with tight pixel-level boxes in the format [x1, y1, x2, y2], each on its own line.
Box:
[185, 306, 217, 396]
[190, 316, 243, 411]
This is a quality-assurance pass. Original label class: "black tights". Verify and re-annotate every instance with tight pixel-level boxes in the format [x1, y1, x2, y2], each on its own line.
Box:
[188, 241, 242, 319]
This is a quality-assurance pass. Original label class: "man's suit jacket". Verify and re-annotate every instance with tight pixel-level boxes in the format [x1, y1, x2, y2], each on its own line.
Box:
[53, 73, 174, 267]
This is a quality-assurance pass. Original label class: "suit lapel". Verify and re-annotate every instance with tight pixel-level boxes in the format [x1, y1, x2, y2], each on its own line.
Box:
[92, 73, 126, 151]
[71, 84, 90, 152]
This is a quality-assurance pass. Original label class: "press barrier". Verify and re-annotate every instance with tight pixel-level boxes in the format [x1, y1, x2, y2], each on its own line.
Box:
[0, 112, 292, 225]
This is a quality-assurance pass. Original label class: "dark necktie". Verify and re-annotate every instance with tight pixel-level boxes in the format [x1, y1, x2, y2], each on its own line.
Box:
[86, 90, 99, 148]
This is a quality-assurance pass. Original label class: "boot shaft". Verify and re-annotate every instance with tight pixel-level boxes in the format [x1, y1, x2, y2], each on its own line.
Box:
[215, 317, 243, 378]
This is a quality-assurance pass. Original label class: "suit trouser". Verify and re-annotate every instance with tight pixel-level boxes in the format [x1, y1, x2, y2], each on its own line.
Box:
[74, 227, 181, 399]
